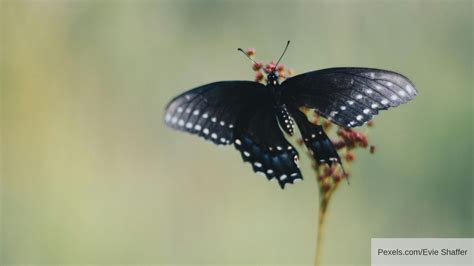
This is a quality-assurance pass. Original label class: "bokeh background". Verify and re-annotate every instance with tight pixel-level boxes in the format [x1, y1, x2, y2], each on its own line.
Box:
[1, 1, 472, 265]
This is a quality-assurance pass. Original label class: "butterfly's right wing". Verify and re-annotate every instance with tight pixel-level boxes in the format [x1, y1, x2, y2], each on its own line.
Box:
[281, 68, 417, 127]
[165, 81, 267, 145]
[289, 107, 342, 167]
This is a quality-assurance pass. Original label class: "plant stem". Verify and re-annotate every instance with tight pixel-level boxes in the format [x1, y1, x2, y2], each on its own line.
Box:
[314, 197, 327, 266]
[314, 182, 340, 266]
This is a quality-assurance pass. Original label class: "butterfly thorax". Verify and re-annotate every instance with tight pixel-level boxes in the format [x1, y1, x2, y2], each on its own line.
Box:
[266, 72, 283, 97]
[266, 72, 295, 136]
[266, 72, 279, 86]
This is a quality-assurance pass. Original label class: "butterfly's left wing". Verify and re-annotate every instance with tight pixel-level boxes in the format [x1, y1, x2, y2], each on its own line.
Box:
[165, 81, 302, 189]
[281, 67, 418, 127]
[165, 81, 266, 145]
[233, 100, 303, 189]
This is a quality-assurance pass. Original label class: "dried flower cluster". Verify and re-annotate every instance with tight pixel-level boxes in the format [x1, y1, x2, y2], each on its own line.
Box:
[307, 111, 375, 195]
[245, 48, 295, 83]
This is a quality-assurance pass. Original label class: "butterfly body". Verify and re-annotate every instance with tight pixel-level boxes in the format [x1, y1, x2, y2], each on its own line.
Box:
[165, 47, 417, 188]
[262, 72, 295, 136]
[276, 104, 295, 136]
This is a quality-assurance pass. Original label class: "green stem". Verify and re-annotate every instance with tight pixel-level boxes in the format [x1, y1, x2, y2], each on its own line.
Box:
[314, 196, 328, 266]
[314, 182, 340, 266]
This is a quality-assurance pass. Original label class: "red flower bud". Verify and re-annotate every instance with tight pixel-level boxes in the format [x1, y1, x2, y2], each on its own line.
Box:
[323, 120, 332, 130]
[255, 72, 264, 82]
[252, 62, 263, 71]
[246, 48, 255, 57]
[264, 64, 275, 74]
[333, 140, 346, 149]
[310, 116, 320, 125]
[332, 174, 342, 182]
[287, 68, 295, 77]
[370, 145, 376, 154]
[345, 151, 355, 162]
[322, 183, 332, 192]
[278, 69, 286, 78]
[358, 135, 368, 147]
[324, 166, 335, 176]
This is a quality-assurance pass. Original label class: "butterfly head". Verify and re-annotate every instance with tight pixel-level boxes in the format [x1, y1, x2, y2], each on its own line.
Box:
[267, 72, 279, 86]
[237, 40, 291, 86]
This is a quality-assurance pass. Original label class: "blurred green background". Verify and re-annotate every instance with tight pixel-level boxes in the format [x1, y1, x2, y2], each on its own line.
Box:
[1, 1, 472, 265]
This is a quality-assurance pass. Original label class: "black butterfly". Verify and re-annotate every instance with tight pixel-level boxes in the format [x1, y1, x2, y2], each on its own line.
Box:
[164, 41, 417, 189]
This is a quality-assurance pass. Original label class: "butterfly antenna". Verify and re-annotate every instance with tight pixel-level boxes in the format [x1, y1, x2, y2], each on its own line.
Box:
[237, 48, 257, 64]
[274, 40, 291, 70]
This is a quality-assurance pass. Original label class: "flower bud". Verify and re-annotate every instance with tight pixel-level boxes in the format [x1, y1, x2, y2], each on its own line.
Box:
[264, 64, 275, 74]
[321, 182, 332, 192]
[324, 166, 335, 176]
[287, 68, 295, 77]
[255, 72, 264, 82]
[278, 69, 286, 78]
[323, 120, 332, 130]
[332, 174, 342, 182]
[345, 151, 355, 162]
[252, 62, 263, 71]
[246, 48, 255, 57]
[370, 145, 376, 154]
[333, 140, 346, 150]
[318, 174, 326, 181]
[310, 116, 320, 125]
[358, 135, 368, 147]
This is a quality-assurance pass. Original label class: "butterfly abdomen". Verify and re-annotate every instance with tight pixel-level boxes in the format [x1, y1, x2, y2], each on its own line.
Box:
[276, 105, 295, 136]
